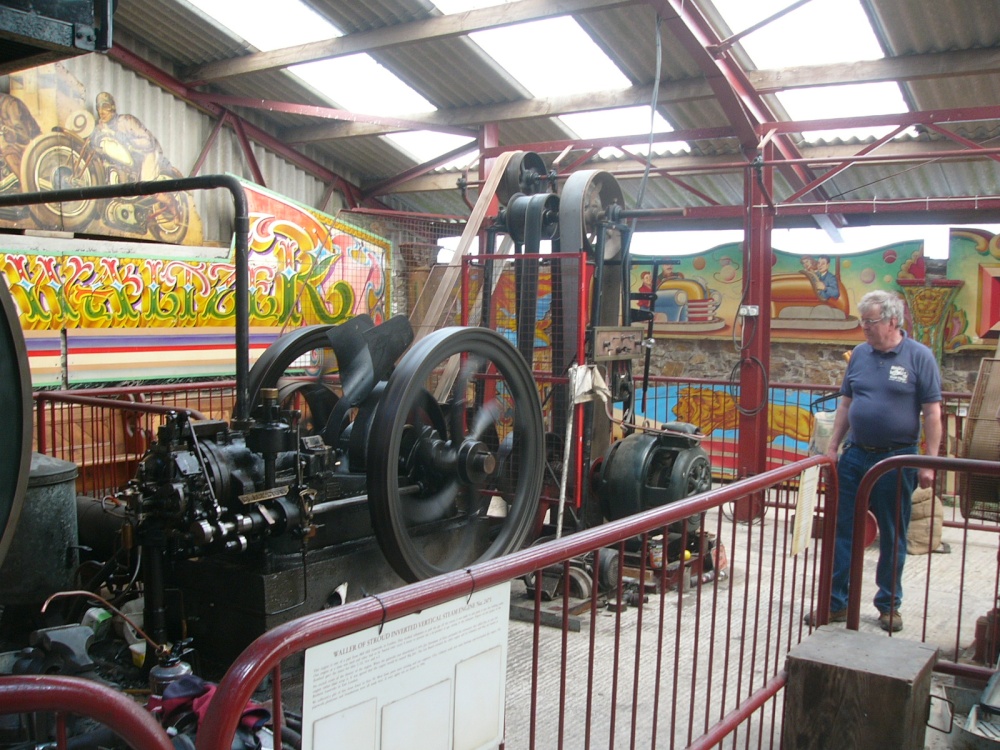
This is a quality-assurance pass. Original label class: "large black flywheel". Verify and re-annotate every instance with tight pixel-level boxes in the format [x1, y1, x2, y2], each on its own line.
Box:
[0, 277, 31, 570]
[368, 327, 544, 582]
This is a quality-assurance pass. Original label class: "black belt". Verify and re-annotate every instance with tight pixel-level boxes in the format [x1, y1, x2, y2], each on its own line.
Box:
[848, 442, 915, 453]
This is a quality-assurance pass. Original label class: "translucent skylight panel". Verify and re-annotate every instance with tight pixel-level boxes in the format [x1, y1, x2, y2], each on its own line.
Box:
[711, 0, 911, 142]
[465, 17, 631, 98]
[432, 1, 645, 161]
[432, 0, 506, 13]
[711, 0, 884, 69]
[388, 131, 478, 168]
[291, 58, 436, 115]
[776, 82, 913, 142]
[187, 0, 473, 165]
[560, 107, 690, 156]
[294, 59, 475, 164]
[187, 0, 339, 50]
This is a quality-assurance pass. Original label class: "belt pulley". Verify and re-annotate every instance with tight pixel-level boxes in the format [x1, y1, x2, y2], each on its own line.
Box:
[497, 150, 550, 205]
[506, 191, 559, 367]
[245, 319, 545, 583]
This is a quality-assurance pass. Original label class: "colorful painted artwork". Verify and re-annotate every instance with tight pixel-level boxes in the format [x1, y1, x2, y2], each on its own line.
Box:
[630, 228, 1000, 355]
[631, 382, 823, 478]
[1, 63, 204, 243]
[3, 181, 389, 385]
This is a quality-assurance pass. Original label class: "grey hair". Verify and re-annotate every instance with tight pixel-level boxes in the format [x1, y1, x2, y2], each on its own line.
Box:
[858, 290, 904, 323]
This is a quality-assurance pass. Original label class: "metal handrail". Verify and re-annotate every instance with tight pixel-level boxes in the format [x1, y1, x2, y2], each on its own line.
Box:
[847, 454, 1000, 657]
[0, 675, 172, 750]
[195, 453, 835, 749]
[0, 175, 251, 419]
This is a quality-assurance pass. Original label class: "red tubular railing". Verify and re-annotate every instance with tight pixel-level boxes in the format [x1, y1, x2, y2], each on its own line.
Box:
[19, 379, 987, 747]
[33, 390, 207, 497]
[196, 454, 835, 750]
[12, 386, 998, 747]
[32, 384, 233, 497]
[847, 454, 1000, 683]
[0, 675, 172, 750]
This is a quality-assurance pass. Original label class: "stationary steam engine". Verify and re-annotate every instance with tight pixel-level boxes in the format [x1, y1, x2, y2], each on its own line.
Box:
[97, 315, 545, 654]
[0, 155, 714, 668]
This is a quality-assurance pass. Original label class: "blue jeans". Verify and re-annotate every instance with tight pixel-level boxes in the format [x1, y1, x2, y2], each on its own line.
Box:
[830, 443, 917, 614]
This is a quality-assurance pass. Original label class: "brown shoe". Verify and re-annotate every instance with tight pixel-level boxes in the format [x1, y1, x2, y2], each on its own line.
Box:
[804, 608, 847, 626]
[878, 611, 903, 632]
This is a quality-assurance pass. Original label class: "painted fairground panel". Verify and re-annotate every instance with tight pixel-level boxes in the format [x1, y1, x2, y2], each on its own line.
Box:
[631, 229, 1000, 353]
[629, 227, 1000, 472]
[470, 262, 558, 436]
[485, 263, 556, 351]
[1, 63, 205, 244]
[2, 181, 390, 386]
[469, 256, 824, 474]
[627, 381, 823, 478]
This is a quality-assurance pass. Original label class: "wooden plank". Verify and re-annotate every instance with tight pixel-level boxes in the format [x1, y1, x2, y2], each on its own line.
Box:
[409, 150, 519, 343]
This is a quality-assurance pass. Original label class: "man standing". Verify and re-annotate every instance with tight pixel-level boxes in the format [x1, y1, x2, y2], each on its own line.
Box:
[636, 270, 653, 309]
[808, 290, 942, 632]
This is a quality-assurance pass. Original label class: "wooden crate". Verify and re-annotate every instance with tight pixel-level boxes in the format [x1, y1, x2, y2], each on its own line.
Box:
[782, 626, 937, 750]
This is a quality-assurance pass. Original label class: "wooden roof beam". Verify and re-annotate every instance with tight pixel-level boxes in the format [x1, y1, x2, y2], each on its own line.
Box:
[184, 0, 642, 85]
[274, 48, 1000, 143]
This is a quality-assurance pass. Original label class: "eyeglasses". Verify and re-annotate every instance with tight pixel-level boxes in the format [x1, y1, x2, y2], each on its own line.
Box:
[860, 316, 887, 327]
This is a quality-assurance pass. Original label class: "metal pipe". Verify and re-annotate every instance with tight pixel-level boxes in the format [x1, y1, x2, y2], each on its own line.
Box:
[0, 175, 252, 421]
[310, 485, 421, 516]
[758, 145, 1000, 167]
[710, 0, 815, 53]
[32, 392, 207, 421]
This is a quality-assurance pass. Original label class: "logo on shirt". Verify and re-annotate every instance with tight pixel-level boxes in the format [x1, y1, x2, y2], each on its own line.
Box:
[889, 365, 909, 384]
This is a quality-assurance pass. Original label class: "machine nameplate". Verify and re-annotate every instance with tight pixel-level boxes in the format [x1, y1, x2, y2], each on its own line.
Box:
[239, 486, 289, 505]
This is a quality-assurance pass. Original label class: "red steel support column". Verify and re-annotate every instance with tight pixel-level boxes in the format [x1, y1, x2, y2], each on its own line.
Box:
[734, 142, 774, 520]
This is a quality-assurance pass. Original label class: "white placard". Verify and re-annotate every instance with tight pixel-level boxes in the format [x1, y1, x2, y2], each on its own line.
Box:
[302, 582, 510, 750]
[791, 465, 821, 556]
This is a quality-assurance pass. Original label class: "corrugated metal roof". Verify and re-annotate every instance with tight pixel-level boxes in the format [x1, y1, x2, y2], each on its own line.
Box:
[87, 0, 1000, 226]
[864, 0, 1000, 55]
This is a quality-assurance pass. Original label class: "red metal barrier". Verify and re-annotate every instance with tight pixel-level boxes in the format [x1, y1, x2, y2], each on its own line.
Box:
[33, 384, 229, 497]
[14, 376, 992, 748]
[0, 675, 172, 750]
[196, 454, 835, 750]
[188, 448, 997, 749]
[846, 454, 1000, 660]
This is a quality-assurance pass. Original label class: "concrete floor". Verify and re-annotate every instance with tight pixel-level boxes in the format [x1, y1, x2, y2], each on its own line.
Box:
[501, 511, 999, 749]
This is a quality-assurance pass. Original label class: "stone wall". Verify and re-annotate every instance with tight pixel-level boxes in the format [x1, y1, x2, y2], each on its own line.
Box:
[646, 337, 991, 394]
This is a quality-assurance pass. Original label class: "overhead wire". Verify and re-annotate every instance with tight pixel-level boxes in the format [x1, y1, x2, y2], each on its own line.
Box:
[631, 13, 663, 219]
[623, 14, 663, 426]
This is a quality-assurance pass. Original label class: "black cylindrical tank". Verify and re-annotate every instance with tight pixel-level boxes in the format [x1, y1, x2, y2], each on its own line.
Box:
[0, 453, 79, 604]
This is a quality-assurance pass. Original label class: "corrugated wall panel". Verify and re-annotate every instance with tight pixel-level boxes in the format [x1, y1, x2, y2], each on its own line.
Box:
[50, 53, 338, 243]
